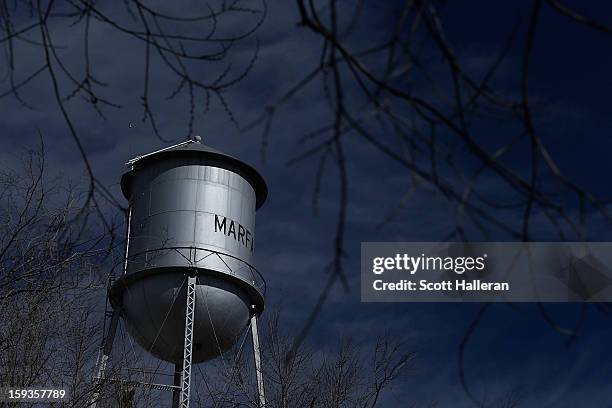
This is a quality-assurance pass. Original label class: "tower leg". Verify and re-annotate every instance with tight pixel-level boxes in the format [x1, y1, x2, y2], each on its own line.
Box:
[90, 309, 120, 408]
[172, 362, 183, 408]
[251, 315, 266, 407]
[179, 275, 197, 408]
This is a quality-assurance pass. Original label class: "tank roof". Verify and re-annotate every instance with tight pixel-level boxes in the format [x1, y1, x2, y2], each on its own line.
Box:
[121, 139, 268, 209]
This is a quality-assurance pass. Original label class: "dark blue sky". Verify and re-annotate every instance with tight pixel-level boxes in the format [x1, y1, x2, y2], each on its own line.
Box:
[2, 0, 612, 406]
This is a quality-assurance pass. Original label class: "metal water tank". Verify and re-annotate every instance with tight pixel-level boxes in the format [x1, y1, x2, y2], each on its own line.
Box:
[110, 137, 267, 364]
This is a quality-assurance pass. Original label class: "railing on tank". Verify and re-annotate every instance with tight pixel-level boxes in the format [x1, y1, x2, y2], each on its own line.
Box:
[123, 246, 267, 295]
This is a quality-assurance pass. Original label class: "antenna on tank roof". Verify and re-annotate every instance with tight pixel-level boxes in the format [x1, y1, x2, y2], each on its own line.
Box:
[126, 138, 197, 166]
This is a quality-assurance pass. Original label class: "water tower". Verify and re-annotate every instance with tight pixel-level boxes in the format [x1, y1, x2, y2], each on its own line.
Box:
[92, 136, 268, 408]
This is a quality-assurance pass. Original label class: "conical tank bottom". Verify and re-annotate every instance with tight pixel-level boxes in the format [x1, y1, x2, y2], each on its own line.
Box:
[120, 271, 251, 364]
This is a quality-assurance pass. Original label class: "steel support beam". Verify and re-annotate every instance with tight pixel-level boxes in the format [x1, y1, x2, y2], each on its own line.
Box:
[179, 275, 197, 408]
[90, 309, 120, 408]
[251, 315, 266, 407]
[90, 204, 131, 407]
